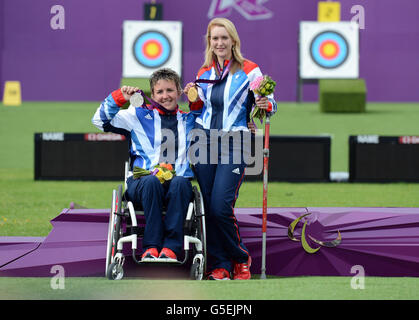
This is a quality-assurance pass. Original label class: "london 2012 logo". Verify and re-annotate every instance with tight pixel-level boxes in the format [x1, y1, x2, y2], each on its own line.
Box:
[208, 0, 273, 20]
[288, 213, 342, 253]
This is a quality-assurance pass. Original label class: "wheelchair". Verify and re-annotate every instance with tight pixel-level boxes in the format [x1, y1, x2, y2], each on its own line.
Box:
[105, 162, 207, 280]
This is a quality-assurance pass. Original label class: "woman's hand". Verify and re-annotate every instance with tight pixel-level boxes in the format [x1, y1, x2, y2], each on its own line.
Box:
[121, 86, 139, 101]
[183, 82, 196, 95]
[255, 96, 269, 110]
[184, 82, 200, 102]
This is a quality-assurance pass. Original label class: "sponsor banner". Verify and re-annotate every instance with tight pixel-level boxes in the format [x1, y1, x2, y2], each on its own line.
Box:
[355, 135, 419, 145]
[399, 136, 419, 144]
[356, 135, 379, 144]
[84, 133, 126, 141]
[42, 132, 64, 141]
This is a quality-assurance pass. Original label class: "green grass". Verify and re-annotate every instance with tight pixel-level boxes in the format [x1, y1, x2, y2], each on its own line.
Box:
[1, 276, 418, 300]
[272, 102, 419, 172]
[0, 102, 97, 169]
[1, 101, 419, 300]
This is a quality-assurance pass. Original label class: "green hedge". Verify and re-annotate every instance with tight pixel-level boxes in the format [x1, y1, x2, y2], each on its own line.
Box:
[319, 79, 366, 113]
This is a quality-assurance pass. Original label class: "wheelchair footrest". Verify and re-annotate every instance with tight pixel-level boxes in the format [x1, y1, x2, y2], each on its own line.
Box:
[140, 258, 182, 264]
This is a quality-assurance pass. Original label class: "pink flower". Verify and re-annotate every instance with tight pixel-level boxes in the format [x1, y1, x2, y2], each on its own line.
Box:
[250, 76, 264, 91]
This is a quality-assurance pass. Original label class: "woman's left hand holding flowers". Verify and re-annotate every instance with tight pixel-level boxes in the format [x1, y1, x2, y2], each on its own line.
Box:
[255, 96, 270, 110]
[249, 75, 276, 126]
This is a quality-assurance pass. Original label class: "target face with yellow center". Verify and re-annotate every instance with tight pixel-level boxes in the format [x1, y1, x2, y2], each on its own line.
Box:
[123, 21, 182, 78]
[133, 31, 171, 68]
[299, 21, 359, 79]
[310, 31, 348, 69]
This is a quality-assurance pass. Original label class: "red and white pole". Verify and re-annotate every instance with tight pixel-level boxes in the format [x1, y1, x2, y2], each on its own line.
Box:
[260, 115, 270, 279]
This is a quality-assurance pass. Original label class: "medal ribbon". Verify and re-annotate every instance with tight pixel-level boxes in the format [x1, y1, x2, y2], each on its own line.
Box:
[194, 59, 232, 87]
[188, 60, 231, 102]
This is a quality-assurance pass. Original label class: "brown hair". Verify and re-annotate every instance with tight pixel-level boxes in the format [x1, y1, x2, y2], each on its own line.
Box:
[149, 68, 182, 94]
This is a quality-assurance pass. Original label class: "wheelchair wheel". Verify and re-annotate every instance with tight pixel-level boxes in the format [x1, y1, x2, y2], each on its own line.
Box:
[105, 185, 123, 277]
[190, 261, 204, 280]
[192, 186, 207, 275]
[107, 262, 124, 280]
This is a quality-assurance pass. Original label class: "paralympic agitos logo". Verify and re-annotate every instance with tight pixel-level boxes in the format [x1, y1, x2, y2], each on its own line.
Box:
[288, 213, 342, 253]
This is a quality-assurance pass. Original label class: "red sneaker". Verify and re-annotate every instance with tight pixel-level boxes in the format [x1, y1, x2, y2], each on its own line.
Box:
[158, 248, 178, 262]
[141, 248, 159, 261]
[208, 268, 231, 280]
[233, 256, 252, 280]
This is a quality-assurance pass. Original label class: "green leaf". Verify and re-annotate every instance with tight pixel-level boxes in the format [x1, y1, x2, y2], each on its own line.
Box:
[133, 166, 151, 179]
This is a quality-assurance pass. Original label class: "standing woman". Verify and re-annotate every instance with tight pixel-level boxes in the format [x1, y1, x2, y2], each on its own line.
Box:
[185, 18, 277, 280]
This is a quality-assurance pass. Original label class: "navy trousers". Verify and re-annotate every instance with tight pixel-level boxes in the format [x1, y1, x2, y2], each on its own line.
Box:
[126, 175, 192, 256]
[194, 132, 250, 273]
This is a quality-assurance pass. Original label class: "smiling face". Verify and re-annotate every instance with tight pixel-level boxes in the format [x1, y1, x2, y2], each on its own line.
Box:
[209, 25, 234, 65]
[151, 79, 181, 111]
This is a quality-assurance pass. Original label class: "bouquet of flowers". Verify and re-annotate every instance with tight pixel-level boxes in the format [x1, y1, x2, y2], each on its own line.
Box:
[249, 75, 276, 124]
[133, 162, 175, 184]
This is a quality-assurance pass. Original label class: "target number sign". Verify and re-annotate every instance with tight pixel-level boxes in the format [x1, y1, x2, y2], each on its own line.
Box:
[123, 21, 182, 78]
[299, 22, 359, 79]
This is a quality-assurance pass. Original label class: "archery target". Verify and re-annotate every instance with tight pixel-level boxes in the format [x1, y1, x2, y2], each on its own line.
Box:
[123, 21, 182, 77]
[310, 31, 348, 68]
[299, 22, 359, 79]
[133, 31, 171, 68]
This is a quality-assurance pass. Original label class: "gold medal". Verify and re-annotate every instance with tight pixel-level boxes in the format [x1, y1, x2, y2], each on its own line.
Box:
[187, 86, 198, 102]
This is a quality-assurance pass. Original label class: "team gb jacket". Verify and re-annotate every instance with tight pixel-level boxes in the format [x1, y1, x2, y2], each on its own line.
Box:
[92, 89, 198, 178]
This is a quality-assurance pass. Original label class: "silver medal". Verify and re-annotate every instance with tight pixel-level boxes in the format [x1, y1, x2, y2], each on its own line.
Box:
[130, 92, 144, 107]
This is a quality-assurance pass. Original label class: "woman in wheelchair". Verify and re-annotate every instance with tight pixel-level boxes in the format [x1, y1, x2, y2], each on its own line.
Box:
[92, 68, 201, 263]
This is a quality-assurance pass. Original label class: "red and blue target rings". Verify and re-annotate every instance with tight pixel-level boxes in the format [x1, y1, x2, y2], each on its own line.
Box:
[133, 30, 172, 68]
[310, 31, 349, 69]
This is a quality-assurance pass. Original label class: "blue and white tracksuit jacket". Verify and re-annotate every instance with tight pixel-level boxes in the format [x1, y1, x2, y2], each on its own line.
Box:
[92, 89, 198, 255]
[190, 59, 277, 272]
[92, 89, 196, 178]
[192, 59, 277, 131]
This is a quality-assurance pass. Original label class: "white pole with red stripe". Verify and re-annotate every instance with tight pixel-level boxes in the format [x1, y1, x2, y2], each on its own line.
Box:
[260, 115, 270, 279]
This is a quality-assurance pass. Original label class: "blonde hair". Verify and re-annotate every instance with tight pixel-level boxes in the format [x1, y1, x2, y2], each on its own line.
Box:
[202, 18, 244, 74]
